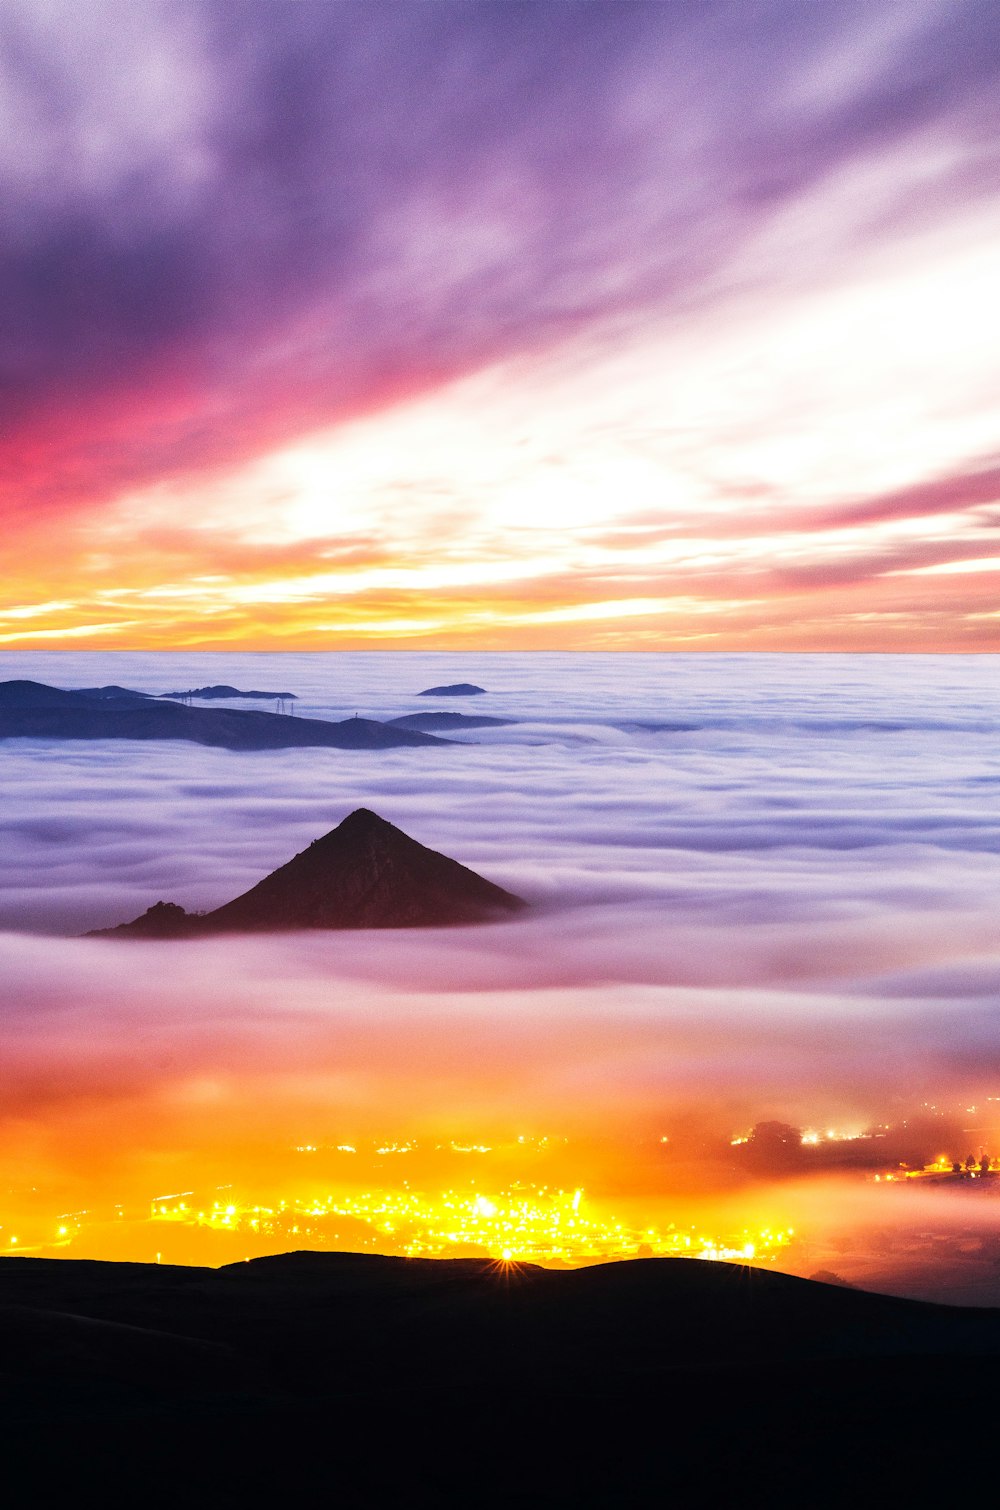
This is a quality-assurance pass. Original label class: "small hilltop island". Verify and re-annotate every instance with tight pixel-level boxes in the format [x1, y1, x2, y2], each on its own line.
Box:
[89, 808, 526, 937]
[418, 683, 487, 696]
[389, 712, 511, 731]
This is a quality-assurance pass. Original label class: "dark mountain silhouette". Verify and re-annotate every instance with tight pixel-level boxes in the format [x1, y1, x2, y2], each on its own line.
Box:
[418, 682, 486, 696]
[389, 711, 512, 731]
[91, 808, 526, 936]
[1, 1251, 998, 1501]
[0, 681, 446, 752]
[159, 685, 297, 700]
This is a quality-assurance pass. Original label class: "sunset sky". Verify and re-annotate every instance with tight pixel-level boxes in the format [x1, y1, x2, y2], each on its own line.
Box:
[3, 0, 1000, 650]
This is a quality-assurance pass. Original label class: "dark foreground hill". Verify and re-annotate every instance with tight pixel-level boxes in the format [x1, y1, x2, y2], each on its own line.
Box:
[1, 1250, 998, 1503]
[91, 808, 526, 935]
[0, 680, 446, 751]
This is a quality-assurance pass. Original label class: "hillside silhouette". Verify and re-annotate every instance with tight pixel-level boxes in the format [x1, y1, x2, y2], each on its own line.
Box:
[1, 1250, 996, 1502]
[0, 681, 447, 752]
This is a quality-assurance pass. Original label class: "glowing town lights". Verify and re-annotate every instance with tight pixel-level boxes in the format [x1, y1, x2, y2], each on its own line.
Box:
[800, 1128, 866, 1145]
[140, 1180, 796, 1268]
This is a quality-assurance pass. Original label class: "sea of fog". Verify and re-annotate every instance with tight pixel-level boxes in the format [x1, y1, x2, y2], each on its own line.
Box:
[2, 652, 1000, 1299]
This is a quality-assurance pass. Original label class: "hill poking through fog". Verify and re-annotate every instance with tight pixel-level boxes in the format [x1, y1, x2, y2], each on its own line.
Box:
[91, 808, 527, 936]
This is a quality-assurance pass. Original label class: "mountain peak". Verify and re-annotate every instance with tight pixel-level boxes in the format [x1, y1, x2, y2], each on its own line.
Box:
[306, 807, 410, 853]
[209, 808, 525, 931]
[337, 806, 386, 831]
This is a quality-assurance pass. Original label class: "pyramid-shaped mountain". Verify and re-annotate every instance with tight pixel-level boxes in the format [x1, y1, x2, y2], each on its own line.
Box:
[92, 810, 526, 936]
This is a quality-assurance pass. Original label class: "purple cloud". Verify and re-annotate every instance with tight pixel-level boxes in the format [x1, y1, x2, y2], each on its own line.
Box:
[4, 0, 1000, 519]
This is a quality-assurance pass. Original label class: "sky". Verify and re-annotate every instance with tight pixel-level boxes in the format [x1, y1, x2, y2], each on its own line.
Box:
[3, 0, 1000, 651]
[2, 650, 1000, 1297]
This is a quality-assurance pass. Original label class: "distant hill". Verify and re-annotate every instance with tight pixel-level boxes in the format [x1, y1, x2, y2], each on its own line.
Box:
[389, 712, 512, 731]
[0, 681, 447, 752]
[1, 1250, 997, 1500]
[418, 682, 486, 696]
[90, 808, 526, 936]
[159, 685, 297, 700]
